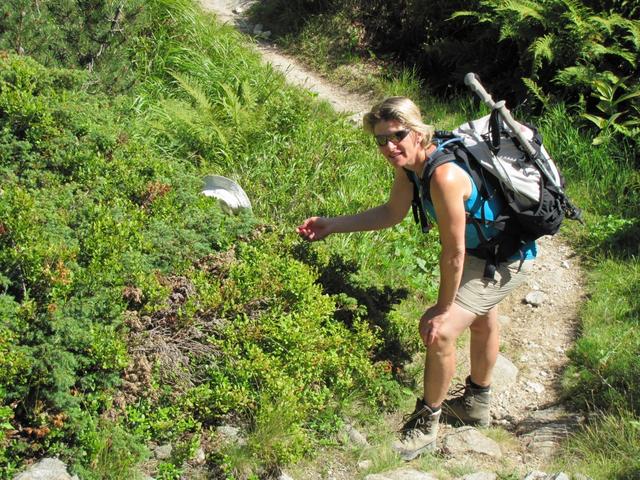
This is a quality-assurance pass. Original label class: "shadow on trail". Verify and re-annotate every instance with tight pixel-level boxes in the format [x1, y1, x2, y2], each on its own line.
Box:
[292, 242, 412, 370]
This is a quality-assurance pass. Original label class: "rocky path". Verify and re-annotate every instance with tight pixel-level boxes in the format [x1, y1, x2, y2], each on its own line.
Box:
[199, 0, 371, 116]
[198, 2, 589, 479]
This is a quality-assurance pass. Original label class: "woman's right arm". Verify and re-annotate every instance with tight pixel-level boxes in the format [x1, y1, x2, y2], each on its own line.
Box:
[296, 168, 413, 241]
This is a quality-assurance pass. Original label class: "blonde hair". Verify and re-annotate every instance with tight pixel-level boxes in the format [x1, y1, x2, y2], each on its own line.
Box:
[363, 96, 434, 147]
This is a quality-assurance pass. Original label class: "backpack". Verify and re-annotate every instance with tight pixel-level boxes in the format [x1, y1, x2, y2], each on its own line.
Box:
[405, 108, 583, 279]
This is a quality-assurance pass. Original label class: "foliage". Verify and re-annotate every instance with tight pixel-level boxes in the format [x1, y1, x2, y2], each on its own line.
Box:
[553, 411, 640, 479]
[253, 0, 640, 146]
[563, 259, 640, 415]
[0, 0, 434, 475]
[452, 0, 640, 143]
[0, 49, 252, 476]
[0, 0, 152, 93]
[4, 0, 638, 477]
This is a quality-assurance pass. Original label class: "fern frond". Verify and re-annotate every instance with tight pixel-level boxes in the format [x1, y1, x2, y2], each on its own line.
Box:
[499, 22, 517, 42]
[498, 0, 544, 22]
[529, 34, 555, 71]
[152, 98, 229, 156]
[589, 14, 623, 36]
[170, 71, 214, 114]
[218, 82, 244, 126]
[587, 43, 637, 66]
[554, 65, 596, 88]
[560, 0, 592, 35]
[561, 0, 590, 24]
[622, 18, 640, 50]
[450, 10, 482, 20]
[239, 80, 257, 109]
[522, 77, 550, 106]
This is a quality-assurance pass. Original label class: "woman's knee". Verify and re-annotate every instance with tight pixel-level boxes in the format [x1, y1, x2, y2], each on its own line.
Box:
[469, 308, 498, 335]
[428, 326, 459, 352]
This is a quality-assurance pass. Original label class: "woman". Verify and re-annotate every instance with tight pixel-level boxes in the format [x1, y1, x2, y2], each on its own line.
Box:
[296, 97, 535, 460]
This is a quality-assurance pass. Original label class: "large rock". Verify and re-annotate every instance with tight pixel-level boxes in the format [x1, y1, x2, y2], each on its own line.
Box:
[441, 427, 502, 458]
[517, 406, 584, 459]
[13, 458, 79, 480]
[365, 468, 438, 480]
[490, 354, 519, 393]
[523, 473, 572, 480]
[341, 423, 369, 447]
[524, 291, 547, 307]
[459, 473, 497, 480]
[154, 444, 172, 460]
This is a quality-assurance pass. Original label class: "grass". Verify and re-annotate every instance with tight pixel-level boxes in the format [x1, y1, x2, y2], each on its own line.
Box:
[551, 411, 640, 479]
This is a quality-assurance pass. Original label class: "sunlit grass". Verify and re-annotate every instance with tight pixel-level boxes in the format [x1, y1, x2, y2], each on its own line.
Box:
[551, 411, 640, 479]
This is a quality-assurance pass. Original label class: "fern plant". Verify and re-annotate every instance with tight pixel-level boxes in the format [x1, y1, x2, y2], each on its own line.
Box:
[453, 0, 640, 143]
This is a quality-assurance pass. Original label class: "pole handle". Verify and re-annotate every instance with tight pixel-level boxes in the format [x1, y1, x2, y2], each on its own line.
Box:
[464, 73, 496, 108]
[465, 73, 537, 158]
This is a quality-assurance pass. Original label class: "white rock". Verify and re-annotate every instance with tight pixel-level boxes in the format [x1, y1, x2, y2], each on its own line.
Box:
[523, 472, 548, 480]
[193, 447, 206, 465]
[154, 444, 172, 460]
[441, 427, 502, 458]
[491, 354, 518, 393]
[13, 458, 79, 480]
[365, 469, 438, 480]
[525, 381, 545, 394]
[460, 473, 498, 480]
[525, 291, 547, 307]
[342, 423, 369, 446]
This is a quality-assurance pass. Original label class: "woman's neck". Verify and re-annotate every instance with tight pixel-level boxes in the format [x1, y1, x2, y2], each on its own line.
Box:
[409, 144, 436, 177]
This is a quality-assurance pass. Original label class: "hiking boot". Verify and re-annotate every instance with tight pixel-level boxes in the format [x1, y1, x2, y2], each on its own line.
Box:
[442, 376, 491, 427]
[392, 398, 440, 461]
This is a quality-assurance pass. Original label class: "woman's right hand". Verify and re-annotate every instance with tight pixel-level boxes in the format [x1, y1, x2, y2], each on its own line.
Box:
[296, 217, 333, 241]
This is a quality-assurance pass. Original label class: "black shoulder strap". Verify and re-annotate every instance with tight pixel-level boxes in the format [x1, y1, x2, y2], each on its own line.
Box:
[403, 168, 431, 233]
[403, 149, 458, 233]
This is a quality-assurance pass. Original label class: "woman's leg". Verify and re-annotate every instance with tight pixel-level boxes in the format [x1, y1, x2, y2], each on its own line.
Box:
[469, 306, 499, 387]
[422, 302, 478, 408]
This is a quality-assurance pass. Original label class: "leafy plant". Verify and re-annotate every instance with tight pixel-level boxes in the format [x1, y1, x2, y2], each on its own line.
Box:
[580, 73, 640, 144]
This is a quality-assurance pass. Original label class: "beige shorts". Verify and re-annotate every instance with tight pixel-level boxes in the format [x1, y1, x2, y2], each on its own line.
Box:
[454, 254, 534, 315]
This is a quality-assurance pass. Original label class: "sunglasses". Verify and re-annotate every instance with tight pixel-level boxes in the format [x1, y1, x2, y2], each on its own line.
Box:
[374, 129, 411, 147]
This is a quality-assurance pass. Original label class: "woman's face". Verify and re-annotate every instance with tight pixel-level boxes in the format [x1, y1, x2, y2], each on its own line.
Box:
[373, 119, 423, 169]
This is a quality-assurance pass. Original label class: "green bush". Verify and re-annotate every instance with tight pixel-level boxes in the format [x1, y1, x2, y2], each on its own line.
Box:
[0, 2, 422, 469]
[0, 0, 151, 92]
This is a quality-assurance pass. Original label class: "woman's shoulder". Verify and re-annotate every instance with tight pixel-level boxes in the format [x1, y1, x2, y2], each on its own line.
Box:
[429, 162, 471, 196]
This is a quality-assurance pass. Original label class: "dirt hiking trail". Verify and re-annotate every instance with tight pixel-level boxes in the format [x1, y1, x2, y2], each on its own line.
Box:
[198, 2, 588, 478]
